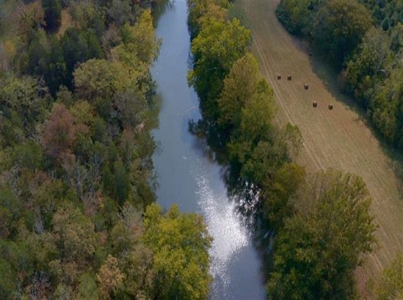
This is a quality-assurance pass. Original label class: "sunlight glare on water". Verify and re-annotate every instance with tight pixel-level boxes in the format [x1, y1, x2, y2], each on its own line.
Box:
[152, 0, 266, 298]
[191, 159, 249, 295]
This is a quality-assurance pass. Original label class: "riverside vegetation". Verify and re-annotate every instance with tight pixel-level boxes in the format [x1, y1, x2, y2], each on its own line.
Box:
[276, 0, 403, 297]
[0, 0, 398, 298]
[0, 0, 212, 299]
[186, 0, 400, 299]
[277, 0, 403, 151]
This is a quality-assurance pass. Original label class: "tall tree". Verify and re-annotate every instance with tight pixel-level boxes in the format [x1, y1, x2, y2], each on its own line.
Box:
[41, 103, 77, 161]
[312, 0, 372, 68]
[42, 0, 62, 31]
[267, 170, 377, 299]
[374, 254, 403, 300]
[120, 10, 161, 65]
[346, 27, 391, 108]
[189, 17, 250, 122]
[143, 204, 212, 299]
[217, 53, 263, 132]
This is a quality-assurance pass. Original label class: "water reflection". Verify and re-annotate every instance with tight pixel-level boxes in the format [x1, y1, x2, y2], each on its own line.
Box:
[192, 158, 248, 287]
[151, 0, 266, 298]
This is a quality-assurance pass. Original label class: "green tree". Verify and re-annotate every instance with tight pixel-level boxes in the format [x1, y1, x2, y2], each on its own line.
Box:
[0, 188, 21, 238]
[51, 202, 98, 267]
[143, 203, 212, 299]
[42, 0, 62, 31]
[108, 0, 134, 26]
[374, 254, 403, 300]
[113, 159, 130, 205]
[217, 53, 262, 132]
[226, 79, 293, 186]
[276, 0, 318, 35]
[27, 29, 50, 76]
[109, 203, 155, 298]
[267, 170, 377, 299]
[312, 0, 372, 68]
[0, 256, 17, 299]
[0, 75, 48, 143]
[78, 272, 99, 300]
[346, 27, 391, 108]
[187, 0, 228, 38]
[189, 17, 250, 121]
[61, 28, 103, 88]
[73, 59, 118, 101]
[120, 10, 161, 65]
[73, 58, 145, 118]
[261, 162, 305, 233]
[369, 66, 403, 146]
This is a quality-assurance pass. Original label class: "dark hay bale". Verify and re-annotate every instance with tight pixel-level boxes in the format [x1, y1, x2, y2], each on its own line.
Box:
[328, 104, 333, 110]
[277, 74, 281, 80]
[308, 51, 313, 56]
[313, 101, 317, 108]
[304, 84, 309, 90]
[287, 74, 292, 80]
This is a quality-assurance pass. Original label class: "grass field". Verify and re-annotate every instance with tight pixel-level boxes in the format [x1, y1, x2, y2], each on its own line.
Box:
[237, 0, 403, 292]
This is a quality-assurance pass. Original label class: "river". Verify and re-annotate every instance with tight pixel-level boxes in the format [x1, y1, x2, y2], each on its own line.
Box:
[151, 0, 266, 298]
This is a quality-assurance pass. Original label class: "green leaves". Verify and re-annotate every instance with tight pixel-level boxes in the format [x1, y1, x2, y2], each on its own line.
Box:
[121, 10, 161, 65]
[346, 27, 391, 107]
[374, 254, 403, 300]
[143, 203, 212, 300]
[267, 170, 377, 299]
[312, 0, 372, 67]
[217, 53, 264, 129]
[0, 2, 173, 300]
[42, 0, 62, 31]
[189, 17, 250, 121]
[276, 0, 316, 35]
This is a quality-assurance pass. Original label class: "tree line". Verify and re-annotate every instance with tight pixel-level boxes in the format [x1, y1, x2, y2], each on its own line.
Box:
[0, 0, 212, 299]
[187, 0, 382, 299]
[277, 0, 403, 151]
[275, 0, 403, 298]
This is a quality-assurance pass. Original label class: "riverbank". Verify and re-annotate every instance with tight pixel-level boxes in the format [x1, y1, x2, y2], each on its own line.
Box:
[237, 0, 403, 288]
[151, 0, 266, 298]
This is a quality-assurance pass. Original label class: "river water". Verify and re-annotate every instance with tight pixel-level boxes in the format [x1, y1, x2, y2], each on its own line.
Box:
[151, 0, 266, 298]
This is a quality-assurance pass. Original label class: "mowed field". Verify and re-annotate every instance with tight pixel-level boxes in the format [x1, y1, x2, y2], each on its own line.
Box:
[238, 0, 403, 288]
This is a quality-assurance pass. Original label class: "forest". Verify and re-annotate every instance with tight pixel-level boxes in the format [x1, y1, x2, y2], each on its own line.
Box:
[0, 0, 212, 299]
[277, 0, 403, 150]
[188, 0, 402, 299]
[1, 0, 403, 298]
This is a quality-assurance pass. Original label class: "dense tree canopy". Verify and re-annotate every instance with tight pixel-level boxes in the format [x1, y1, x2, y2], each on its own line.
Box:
[188, 2, 380, 299]
[374, 254, 403, 300]
[312, 0, 372, 67]
[42, 0, 62, 31]
[276, 0, 403, 151]
[345, 27, 391, 107]
[0, 1, 213, 298]
[143, 204, 212, 299]
[267, 170, 377, 299]
[189, 17, 250, 121]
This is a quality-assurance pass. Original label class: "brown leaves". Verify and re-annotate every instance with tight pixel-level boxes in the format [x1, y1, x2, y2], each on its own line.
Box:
[97, 255, 125, 299]
[41, 103, 88, 161]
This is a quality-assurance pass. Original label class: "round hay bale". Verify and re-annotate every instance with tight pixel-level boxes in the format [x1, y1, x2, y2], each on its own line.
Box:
[328, 104, 333, 110]
[287, 74, 292, 80]
[304, 84, 309, 90]
[308, 51, 313, 57]
[277, 74, 281, 80]
[312, 101, 317, 108]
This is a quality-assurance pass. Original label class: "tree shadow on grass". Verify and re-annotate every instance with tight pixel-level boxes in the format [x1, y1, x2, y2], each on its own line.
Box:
[300, 36, 403, 200]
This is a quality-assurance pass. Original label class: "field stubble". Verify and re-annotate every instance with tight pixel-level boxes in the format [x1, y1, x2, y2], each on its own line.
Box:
[237, 0, 403, 290]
